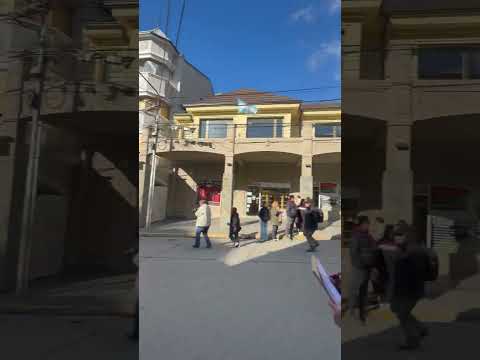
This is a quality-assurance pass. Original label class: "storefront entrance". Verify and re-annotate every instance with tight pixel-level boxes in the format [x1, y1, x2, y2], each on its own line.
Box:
[246, 182, 290, 215]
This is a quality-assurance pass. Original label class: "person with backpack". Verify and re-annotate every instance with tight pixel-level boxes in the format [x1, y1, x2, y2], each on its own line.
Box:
[285, 195, 297, 240]
[302, 198, 322, 252]
[379, 225, 436, 351]
[371, 224, 395, 304]
[258, 203, 270, 242]
[295, 199, 306, 236]
[348, 215, 377, 324]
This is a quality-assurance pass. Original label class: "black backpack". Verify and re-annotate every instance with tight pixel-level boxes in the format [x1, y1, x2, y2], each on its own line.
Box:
[287, 204, 297, 218]
[424, 248, 439, 281]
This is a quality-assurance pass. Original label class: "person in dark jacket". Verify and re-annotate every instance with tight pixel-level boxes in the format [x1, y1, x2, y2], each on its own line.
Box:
[303, 198, 321, 252]
[285, 195, 297, 240]
[229, 207, 241, 247]
[371, 224, 395, 303]
[348, 215, 376, 324]
[258, 203, 270, 242]
[379, 226, 429, 350]
[295, 199, 306, 235]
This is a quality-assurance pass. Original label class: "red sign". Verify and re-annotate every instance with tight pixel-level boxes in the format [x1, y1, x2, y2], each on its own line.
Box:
[432, 187, 468, 198]
[198, 184, 221, 204]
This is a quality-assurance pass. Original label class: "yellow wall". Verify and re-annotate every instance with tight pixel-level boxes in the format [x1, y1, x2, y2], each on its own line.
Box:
[175, 104, 341, 139]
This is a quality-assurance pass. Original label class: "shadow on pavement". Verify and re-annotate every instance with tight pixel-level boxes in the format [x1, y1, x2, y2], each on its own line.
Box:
[343, 312, 480, 359]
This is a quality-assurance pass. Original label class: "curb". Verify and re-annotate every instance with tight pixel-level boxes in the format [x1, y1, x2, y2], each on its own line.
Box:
[140, 232, 226, 239]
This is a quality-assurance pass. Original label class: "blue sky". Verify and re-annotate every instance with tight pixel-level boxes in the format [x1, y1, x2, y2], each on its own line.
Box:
[140, 0, 340, 102]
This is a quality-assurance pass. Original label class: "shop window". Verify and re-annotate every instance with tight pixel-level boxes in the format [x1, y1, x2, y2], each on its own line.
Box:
[314, 123, 341, 138]
[246, 118, 283, 138]
[431, 186, 469, 210]
[199, 119, 232, 139]
[197, 182, 221, 205]
[320, 183, 337, 193]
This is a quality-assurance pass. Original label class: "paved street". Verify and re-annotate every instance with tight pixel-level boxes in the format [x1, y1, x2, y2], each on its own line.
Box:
[0, 315, 138, 360]
[140, 236, 341, 360]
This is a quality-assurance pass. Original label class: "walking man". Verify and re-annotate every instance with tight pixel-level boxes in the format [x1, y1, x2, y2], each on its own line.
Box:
[285, 195, 297, 240]
[303, 198, 322, 252]
[258, 202, 270, 242]
[193, 200, 212, 248]
[348, 215, 376, 324]
[379, 226, 430, 350]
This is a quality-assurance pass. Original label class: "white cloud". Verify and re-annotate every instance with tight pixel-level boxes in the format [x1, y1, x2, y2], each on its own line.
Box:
[307, 40, 340, 72]
[328, 0, 340, 14]
[290, 5, 316, 23]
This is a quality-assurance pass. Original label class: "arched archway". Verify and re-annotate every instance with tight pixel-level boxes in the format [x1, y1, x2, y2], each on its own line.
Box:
[11, 110, 138, 283]
[163, 151, 226, 220]
[412, 115, 480, 270]
[231, 151, 302, 216]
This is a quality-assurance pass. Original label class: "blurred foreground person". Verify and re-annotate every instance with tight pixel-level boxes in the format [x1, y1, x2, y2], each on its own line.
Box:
[348, 216, 376, 324]
[379, 226, 434, 351]
[329, 301, 341, 327]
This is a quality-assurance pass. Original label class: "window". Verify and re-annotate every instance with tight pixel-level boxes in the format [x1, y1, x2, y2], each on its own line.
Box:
[469, 49, 480, 79]
[314, 123, 341, 138]
[199, 119, 232, 139]
[246, 118, 283, 138]
[418, 47, 480, 79]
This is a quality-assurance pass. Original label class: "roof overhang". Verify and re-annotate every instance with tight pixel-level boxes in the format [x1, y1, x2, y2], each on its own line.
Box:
[183, 103, 302, 116]
[389, 15, 480, 39]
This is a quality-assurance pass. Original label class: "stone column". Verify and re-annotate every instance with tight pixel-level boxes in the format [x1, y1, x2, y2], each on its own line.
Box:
[382, 124, 413, 224]
[220, 155, 234, 234]
[300, 121, 314, 200]
[300, 155, 314, 200]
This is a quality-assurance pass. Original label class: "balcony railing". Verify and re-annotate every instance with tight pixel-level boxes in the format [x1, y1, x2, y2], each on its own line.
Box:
[157, 123, 341, 141]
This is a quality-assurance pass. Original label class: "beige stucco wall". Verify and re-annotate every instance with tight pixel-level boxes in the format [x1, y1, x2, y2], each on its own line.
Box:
[166, 160, 341, 219]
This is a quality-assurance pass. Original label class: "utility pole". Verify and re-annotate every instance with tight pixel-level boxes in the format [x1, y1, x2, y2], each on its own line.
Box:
[16, 9, 48, 294]
[144, 106, 160, 232]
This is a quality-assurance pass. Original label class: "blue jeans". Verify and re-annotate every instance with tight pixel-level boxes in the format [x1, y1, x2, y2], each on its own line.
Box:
[194, 226, 211, 247]
[260, 221, 268, 241]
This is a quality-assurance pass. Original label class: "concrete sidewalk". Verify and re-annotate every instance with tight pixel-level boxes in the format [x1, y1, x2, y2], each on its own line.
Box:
[141, 216, 341, 241]
[0, 274, 136, 316]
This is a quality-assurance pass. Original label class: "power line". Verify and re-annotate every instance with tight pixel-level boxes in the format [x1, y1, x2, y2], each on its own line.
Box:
[175, 0, 186, 48]
[165, 0, 171, 38]
[138, 86, 340, 103]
